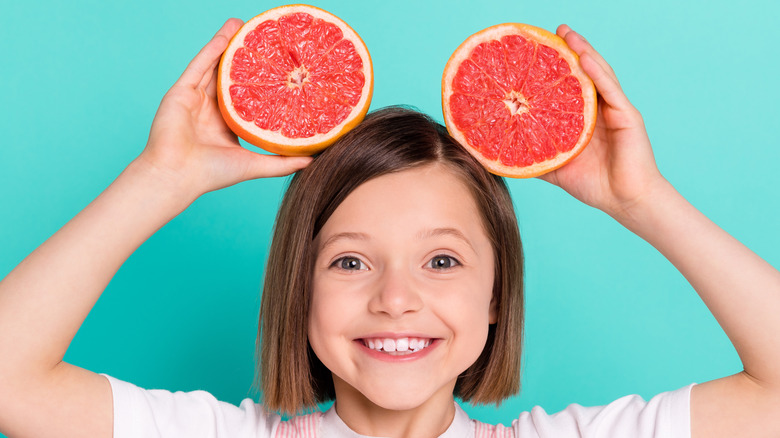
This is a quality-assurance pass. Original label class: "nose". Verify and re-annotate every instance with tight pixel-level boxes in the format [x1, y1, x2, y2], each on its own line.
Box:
[367, 266, 423, 318]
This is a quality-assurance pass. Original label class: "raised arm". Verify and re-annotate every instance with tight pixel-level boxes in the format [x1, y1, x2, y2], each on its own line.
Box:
[0, 18, 310, 438]
[543, 25, 780, 438]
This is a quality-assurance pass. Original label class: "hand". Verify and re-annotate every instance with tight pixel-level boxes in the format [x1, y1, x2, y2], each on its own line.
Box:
[137, 18, 311, 200]
[539, 25, 666, 220]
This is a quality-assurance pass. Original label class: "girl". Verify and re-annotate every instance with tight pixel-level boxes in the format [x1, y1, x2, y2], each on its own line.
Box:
[1, 17, 779, 438]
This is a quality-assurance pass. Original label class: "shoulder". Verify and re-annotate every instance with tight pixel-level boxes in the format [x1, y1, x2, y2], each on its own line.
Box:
[105, 374, 322, 438]
[469, 384, 694, 438]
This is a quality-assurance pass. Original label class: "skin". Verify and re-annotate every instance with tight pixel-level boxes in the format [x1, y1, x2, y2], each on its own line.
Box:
[309, 165, 496, 437]
[0, 17, 779, 438]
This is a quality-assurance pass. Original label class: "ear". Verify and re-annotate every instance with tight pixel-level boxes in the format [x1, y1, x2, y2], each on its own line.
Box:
[488, 295, 498, 324]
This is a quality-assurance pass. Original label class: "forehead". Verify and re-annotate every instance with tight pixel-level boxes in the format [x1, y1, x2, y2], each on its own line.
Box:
[317, 164, 487, 244]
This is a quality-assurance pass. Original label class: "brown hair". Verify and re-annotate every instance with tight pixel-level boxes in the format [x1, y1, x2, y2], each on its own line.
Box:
[258, 107, 523, 414]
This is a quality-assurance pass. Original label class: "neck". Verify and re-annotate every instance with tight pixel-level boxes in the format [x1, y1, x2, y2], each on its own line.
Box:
[332, 375, 457, 438]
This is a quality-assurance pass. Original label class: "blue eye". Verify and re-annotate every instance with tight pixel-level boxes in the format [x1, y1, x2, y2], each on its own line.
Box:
[332, 256, 366, 271]
[428, 255, 460, 270]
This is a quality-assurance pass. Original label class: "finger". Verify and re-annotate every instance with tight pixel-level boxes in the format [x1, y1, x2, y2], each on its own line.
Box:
[569, 33, 616, 81]
[201, 18, 244, 94]
[199, 53, 223, 98]
[204, 63, 220, 98]
[556, 26, 632, 111]
[579, 52, 633, 111]
[556, 24, 573, 39]
[558, 25, 618, 84]
[176, 18, 244, 89]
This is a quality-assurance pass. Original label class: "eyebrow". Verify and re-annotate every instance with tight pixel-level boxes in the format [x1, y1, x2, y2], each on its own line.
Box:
[318, 232, 370, 252]
[417, 227, 476, 252]
[317, 228, 476, 253]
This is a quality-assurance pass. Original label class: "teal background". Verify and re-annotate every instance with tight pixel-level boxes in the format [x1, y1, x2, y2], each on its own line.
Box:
[1, 0, 779, 432]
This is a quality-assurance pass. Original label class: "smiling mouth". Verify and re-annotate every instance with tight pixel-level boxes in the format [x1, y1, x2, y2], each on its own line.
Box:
[360, 337, 434, 355]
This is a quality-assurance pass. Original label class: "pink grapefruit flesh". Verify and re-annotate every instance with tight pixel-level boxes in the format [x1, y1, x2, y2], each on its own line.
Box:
[442, 23, 597, 178]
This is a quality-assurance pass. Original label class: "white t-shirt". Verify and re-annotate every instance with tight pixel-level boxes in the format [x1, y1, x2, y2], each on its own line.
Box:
[104, 375, 693, 438]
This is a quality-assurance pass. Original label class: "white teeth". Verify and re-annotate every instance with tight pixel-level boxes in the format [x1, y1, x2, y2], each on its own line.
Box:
[363, 337, 432, 354]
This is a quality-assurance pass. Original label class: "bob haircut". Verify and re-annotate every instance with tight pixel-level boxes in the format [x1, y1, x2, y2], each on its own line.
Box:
[258, 106, 523, 414]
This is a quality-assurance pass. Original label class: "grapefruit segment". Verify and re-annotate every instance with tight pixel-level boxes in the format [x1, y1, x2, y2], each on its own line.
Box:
[218, 5, 373, 156]
[442, 23, 597, 178]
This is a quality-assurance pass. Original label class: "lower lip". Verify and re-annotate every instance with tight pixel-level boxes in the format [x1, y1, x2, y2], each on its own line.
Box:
[356, 339, 439, 362]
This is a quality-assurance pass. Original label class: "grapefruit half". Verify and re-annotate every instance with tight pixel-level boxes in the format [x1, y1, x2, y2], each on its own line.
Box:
[217, 5, 373, 156]
[442, 23, 597, 178]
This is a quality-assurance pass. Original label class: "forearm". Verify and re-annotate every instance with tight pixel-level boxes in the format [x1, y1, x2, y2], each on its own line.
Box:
[614, 179, 780, 385]
[0, 159, 194, 377]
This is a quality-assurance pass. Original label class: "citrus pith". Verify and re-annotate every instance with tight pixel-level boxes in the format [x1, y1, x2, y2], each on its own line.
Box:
[442, 23, 597, 178]
[218, 4, 373, 156]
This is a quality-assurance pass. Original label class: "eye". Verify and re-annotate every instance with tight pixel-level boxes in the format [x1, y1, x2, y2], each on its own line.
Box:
[426, 255, 460, 270]
[331, 256, 367, 271]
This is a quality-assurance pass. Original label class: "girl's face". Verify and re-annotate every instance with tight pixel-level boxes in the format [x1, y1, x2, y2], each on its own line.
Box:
[309, 163, 496, 414]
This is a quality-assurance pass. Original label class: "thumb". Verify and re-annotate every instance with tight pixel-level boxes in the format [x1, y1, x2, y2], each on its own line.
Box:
[536, 169, 560, 187]
[241, 152, 313, 179]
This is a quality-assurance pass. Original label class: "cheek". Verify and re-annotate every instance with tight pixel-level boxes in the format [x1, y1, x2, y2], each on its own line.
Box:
[307, 278, 354, 363]
[446, 272, 495, 353]
[307, 285, 331, 354]
[466, 261, 497, 352]
[447, 298, 493, 376]
[464, 292, 493, 341]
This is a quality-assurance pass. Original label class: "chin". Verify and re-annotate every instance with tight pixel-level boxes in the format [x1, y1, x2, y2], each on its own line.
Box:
[355, 383, 454, 412]
[330, 369, 459, 412]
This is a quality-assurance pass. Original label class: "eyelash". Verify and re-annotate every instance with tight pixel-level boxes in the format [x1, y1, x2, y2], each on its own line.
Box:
[329, 254, 461, 271]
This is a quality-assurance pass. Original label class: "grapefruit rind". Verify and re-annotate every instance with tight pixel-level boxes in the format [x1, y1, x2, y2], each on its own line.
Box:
[442, 23, 597, 178]
[217, 4, 374, 156]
